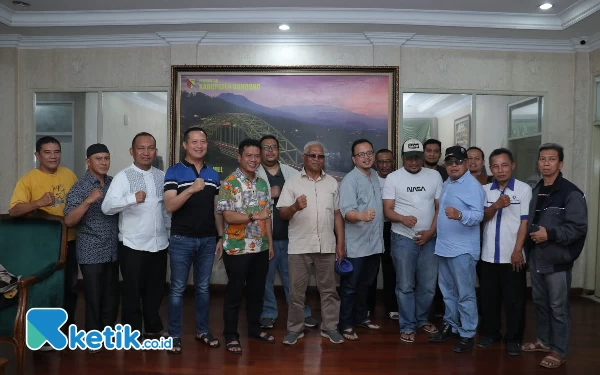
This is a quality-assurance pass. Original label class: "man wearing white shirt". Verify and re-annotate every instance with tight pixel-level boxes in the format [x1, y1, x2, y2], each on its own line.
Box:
[102, 132, 171, 337]
[383, 139, 442, 343]
[477, 148, 531, 356]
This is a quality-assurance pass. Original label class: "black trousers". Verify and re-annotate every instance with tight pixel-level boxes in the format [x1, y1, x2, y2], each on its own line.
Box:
[223, 251, 269, 342]
[367, 222, 398, 314]
[340, 254, 380, 330]
[64, 240, 80, 326]
[80, 261, 119, 332]
[119, 243, 168, 335]
[479, 261, 526, 343]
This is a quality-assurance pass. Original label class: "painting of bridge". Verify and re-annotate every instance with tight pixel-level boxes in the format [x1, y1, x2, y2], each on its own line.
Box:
[170, 66, 399, 179]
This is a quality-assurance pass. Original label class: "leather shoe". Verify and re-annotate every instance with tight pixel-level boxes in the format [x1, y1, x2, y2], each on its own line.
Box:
[428, 323, 459, 343]
[506, 341, 521, 356]
[454, 337, 474, 353]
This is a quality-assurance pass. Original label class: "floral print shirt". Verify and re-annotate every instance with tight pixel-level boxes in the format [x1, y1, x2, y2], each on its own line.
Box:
[217, 168, 270, 255]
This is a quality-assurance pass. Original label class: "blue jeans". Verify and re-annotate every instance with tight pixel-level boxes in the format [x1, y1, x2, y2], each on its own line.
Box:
[167, 235, 216, 338]
[437, 254, 478, 338]
[529, 254, 572, 357]
[339, 254, 380, 330]
[390, 232, 438, 333]
[262, 240, 311, 320]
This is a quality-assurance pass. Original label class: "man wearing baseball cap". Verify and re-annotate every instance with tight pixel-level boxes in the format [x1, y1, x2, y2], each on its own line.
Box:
[64, 144, 119, 352]
[383, 139, 443, 343]
[428, 145, 486, 353]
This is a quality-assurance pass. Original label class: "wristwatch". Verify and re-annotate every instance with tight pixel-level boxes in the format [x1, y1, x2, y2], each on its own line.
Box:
[458, 211, 463, 221]
[248, 212, 254, 221]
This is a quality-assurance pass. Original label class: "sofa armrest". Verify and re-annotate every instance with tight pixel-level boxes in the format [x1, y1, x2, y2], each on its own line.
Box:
[19, 262, 59, 289]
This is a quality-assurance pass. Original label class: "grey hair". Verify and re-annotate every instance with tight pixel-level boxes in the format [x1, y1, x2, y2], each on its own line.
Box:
[303, 141, 324, 154]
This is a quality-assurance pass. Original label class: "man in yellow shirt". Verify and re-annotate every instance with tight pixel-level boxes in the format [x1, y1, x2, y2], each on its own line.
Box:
[9, 136, 79, 342]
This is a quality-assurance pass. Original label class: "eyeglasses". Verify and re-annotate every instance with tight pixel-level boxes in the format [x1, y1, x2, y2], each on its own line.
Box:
[444, 159, 465, 167]
[354, 151, 374, 158]
[304, 153, 325, 160]
[261, 145, 278, 151]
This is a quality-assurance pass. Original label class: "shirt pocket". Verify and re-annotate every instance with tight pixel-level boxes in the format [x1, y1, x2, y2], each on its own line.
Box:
[543, 207, 565, 227]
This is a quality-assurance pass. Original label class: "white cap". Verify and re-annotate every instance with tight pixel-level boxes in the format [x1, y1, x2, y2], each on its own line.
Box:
[402, 139, 424, 158]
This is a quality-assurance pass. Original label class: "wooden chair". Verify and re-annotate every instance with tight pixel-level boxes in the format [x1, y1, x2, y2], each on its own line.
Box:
[0, 213, 67, 375]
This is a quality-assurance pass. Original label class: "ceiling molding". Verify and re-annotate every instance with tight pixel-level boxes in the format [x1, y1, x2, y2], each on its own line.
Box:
[434, 97, 472, 118]
[109, 92, 167, 114]
[418, 94, 452, 113]
[200, 33, 374, 46]
[0, 5, 587, 31]
[559, 0, 600, 28]
[404, 35, 577, 53]
[2, 31, 599, 53]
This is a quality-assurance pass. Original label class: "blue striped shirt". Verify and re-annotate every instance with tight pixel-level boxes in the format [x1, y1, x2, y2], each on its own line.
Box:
[435, 170, 486, 259]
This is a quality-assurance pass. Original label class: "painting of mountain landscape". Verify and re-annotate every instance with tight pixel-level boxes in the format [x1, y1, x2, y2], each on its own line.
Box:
[171, 67, 399, 179]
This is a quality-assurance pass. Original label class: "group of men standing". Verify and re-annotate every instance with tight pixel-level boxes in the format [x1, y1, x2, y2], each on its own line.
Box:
[7, 128, 587, 370]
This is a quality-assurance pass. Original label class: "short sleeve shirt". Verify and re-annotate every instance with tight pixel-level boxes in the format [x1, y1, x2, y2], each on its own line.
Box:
[64, 171, 119, 264]
[217, 168, 270, 255]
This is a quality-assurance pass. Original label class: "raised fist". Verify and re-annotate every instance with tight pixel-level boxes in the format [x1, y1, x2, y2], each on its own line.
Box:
[362, 208, 376, 222]
[294, 194, 308, 211]
[85, 188, 103, 204]
[135, 191, 146, 204]
[189, 178, 205, 194]
[37, 192, 55, 208]
[495, 195, 511, 209]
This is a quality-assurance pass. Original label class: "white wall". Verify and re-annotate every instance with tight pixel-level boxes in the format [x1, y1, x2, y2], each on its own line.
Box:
[0, 43, 595, 288]
[437, 105, 472, 154]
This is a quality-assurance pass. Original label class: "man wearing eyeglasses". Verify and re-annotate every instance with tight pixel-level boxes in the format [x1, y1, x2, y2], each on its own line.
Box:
[383, 139, 443, 343]
[278, 141, 346, 345]
[256, 135, 317, 330]
[429, 146, 485, 353]
[338, 139, 384, 341]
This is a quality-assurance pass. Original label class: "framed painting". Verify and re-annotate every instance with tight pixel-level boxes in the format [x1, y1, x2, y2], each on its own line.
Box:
[454, 114, 471, 149]
[169, 65, 399, 180]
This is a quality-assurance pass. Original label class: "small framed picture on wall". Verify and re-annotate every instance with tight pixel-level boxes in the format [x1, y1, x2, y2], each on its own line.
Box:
[454, 114, 471, 148]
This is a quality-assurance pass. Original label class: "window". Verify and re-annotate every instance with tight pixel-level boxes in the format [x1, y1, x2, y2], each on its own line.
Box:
[508, 97, 543, 187]
[596, 76, 600, 122]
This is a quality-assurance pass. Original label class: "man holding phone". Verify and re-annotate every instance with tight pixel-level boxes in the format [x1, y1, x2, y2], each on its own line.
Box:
[383, 139, 443, 343]
[477, 148, 531, 356]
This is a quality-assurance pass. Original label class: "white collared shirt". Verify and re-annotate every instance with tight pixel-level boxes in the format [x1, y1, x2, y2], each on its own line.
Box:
[101, 163, 170, 252]
[482, 177, 532, 264]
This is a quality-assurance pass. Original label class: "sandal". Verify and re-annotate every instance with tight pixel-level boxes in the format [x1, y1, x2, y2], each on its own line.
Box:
[251, 332, 275, 343]
[521, 341, 551, 352]
[540, 353, 566, 369]
[196, 333, 220, 348]
[420, 322, 439, 334]
[168, 337, 182, 354]
[342, 329, 359, 341]
[400, 332, 415, 343]
[356, 320, 381, 330]
[225, 340, 242, 354]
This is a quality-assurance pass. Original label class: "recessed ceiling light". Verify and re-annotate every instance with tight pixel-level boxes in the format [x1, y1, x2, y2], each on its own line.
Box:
[278, 24, 290, 31]
[12, 1, 31, 7]
[539, 3, 553, 10]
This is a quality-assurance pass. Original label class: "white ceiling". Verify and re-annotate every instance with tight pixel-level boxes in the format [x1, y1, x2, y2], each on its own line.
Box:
[403, 94, 471, 118]
[0, 0, 599, 50]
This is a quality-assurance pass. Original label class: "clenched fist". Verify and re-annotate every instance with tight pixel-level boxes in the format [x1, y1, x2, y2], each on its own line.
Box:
[85, 188, 103, 204]
[188, 178, 205, 194]
[362, 208, 376, 222]
[445, 206, 461, 221]
[401, 215, 418, 228]
[271, 185, 281, 199]
[294, 194, 308, 211]
[135, 190, 146, 204]
[37, 192, 55, 208]
[494, 195, 511, 209]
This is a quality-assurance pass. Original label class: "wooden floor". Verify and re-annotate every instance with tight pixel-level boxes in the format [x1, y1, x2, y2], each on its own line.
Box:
[1, 289, 599, 375]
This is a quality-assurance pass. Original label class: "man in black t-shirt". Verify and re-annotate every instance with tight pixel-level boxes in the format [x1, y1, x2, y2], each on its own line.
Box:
[257, 135, 317, 329]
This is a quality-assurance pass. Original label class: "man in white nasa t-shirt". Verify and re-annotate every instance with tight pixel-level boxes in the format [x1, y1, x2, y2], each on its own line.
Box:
[383, 139, 443, 343]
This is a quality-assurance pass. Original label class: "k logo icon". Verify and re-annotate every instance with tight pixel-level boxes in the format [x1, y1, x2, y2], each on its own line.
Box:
[26, 308, 68, 350]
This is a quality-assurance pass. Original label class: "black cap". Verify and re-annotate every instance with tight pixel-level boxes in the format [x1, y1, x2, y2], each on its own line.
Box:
[444, 145, 468, 161]
[86, 143, 110, 158]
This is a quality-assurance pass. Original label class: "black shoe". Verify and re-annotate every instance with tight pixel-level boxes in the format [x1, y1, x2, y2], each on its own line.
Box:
[506, 341, 521, 356]
[428, 323, 459, 343]
[454, 337, 474, 353]
[476, 335, 501, 348]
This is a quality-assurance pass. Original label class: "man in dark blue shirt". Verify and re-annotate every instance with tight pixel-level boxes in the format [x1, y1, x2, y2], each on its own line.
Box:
[64, 144, 119, 353]
[164, 127, 223, 354]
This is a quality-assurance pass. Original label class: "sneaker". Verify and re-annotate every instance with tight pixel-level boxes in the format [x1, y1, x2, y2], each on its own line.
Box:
[506, 341, 521, 356]
[38, 343, 55, 352]
[321, 330, 344, 344]
[304, 316, 319, 328]
[283, 331, 304, 345]
[260, 318, 274, 329]
[389, 312, 399, 320]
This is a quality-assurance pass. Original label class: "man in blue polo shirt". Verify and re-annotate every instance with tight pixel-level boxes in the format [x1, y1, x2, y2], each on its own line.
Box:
[477, 148, 531, 356]
[163, 127, 223, 354]
[429, 145, 485, 353]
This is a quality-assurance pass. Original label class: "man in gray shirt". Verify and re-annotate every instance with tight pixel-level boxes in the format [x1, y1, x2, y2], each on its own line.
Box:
[338, 139, 384, 341]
